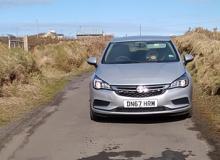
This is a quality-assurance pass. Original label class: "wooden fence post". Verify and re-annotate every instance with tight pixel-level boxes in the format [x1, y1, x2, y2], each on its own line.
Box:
[8, 37, 11, 49]
[23, 36, 28, 52]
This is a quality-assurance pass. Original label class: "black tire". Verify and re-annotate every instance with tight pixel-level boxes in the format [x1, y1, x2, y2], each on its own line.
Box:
[90, 108, 100, 121]
[183, 109, 192, 119]
[186, 109, 192, 118]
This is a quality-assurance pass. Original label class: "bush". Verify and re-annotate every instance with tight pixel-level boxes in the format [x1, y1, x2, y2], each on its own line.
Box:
[0, 44, 39, 89]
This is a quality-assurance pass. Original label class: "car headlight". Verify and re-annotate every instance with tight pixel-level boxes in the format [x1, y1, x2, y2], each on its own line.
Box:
[93, 76, 111, 90]
[169, 73, 189, 89]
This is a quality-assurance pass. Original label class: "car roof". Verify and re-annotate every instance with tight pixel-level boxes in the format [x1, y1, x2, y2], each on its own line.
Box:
[112, 36, 171, 42]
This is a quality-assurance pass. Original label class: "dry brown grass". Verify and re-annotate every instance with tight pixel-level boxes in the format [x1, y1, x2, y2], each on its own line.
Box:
[0, 37, 111, 125]
[174, 28, 220, 154]
[33, 38, 106, 72]
[173, 28, 220, 95]
[0, 44, 39, 95]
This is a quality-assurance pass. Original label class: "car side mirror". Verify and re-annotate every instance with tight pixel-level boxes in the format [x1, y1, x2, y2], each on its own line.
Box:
[87, 57, 97, 67]
[184, 54, 194, 65]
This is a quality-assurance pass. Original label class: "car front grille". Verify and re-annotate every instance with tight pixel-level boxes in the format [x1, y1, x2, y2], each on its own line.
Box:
[111, 84, 169, 98]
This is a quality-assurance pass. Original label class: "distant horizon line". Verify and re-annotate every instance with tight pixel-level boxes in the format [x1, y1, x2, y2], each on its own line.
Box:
[0, 23, 218, 37]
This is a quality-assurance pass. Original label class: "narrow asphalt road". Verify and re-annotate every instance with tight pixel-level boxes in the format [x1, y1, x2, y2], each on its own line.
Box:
[0, 74, 213, 160]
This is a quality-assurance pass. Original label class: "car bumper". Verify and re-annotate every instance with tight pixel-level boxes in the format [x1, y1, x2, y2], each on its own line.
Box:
[90, 84, 192, 116]
[92, 105, 191, 116]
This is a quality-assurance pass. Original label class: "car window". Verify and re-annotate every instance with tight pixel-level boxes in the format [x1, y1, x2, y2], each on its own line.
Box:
[102, 41, 179, 64]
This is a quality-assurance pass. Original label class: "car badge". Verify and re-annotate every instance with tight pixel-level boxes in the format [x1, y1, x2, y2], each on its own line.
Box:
[136, 86, 149, 93]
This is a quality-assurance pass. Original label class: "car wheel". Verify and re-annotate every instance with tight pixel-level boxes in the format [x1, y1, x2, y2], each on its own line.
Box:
[183, 109, 192, 119]
[90, 108, 100, 121]
[186, 109, 192, 118]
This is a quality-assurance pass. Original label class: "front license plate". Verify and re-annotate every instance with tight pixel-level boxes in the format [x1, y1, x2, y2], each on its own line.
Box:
[124, 100, 157, 108]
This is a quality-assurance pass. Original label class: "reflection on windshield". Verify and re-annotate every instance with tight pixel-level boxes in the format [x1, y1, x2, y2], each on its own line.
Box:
[103, 41, 179, 64]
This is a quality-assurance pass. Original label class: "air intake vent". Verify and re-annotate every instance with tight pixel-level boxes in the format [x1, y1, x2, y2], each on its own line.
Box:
[93, 100, 110, 106]
[112, 85, 168, 98]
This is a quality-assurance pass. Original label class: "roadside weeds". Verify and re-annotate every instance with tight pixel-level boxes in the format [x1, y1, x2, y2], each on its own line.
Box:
[192, 85, 220, 160]
[0, 37, 109, 126]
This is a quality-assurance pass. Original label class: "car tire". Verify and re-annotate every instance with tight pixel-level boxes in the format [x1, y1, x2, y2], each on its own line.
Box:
[186, 109, 192, 118]
[90, 108, 100, 121]
[184, 109, 192, 118]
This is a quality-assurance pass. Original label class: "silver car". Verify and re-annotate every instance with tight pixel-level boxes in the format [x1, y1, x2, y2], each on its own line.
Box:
[87, 36, 194, 121]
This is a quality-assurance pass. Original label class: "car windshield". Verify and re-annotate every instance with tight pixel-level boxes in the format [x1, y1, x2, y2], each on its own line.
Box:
[102, 41, 179, 64]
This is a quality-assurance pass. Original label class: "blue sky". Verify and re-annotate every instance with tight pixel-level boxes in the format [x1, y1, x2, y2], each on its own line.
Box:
[0, 0, 220, 36]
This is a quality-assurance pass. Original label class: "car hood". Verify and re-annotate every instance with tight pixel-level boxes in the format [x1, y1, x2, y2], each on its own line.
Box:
[95, 62, 185, 85]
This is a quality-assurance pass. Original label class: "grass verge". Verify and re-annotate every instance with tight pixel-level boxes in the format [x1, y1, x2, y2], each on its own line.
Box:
[192, 85, 220, 160]
[0, 71, 78, 126]
[0, 37, 110, 126]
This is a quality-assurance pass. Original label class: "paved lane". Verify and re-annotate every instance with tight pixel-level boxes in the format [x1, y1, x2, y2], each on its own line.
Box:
[0, 74, 213, 160]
